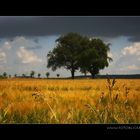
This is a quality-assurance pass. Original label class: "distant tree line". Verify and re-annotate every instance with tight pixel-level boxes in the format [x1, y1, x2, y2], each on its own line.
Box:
[0, 71, 56, 79]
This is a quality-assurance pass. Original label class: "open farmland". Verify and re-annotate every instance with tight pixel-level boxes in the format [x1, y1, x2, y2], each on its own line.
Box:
[0, 78, 140, 124]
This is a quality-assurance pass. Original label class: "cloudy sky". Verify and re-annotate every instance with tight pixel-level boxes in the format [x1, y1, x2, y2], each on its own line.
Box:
[0, 16, 140, 77]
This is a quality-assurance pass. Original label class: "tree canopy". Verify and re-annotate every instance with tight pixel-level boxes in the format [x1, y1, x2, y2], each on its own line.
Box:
[78, 38, 112, 78]
[47, 33, 112, 79]
[30, 70, 35, 78]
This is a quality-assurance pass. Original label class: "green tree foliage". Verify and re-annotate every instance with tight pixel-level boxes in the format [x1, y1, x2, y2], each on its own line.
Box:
[78, 38, 112, 78]
[30, 71, 35, 78]
[47, 33, 112, 79]
[38, 73, 41, 78]
[3, 72, 7, 78]
[14, 74, 17, 77]
[22, 74, 26, 77]
[46, 72, 50, 78]
[56, 74, 60, 78]
[47, 33, 88, 79]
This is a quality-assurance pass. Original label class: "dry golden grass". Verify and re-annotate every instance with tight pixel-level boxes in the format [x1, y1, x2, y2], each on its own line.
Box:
[0, 78, 140, 124]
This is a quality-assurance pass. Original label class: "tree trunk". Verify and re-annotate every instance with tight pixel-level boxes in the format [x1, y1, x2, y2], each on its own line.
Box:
[84, 72, 87, 77]
[91, 72, 95, 79]
[71, 69, 75, 79]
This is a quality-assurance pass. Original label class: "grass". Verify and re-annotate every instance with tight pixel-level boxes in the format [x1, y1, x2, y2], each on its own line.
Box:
[0, 78, 140, 124]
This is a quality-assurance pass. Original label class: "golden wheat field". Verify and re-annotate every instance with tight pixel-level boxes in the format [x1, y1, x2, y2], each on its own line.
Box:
[0, 78, 140, 124]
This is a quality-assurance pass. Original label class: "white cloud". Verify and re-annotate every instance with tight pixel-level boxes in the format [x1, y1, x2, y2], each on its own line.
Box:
[17, 46, 42, 64]
[122, 42, 140, 56]
[113, 42, 140, 74]
[115, 65, 140, 73]
[13, 36, 27, 43]
[108, 64, 139, 75]
[0, 36, 41, 51]
[102, 42, 140, 74]
[108, 52, 113, 58]
[0, 49, 6, 63]
[11, 36, 41, 50]
[3, 41, 12, 50]
[127, 64, 140, 70]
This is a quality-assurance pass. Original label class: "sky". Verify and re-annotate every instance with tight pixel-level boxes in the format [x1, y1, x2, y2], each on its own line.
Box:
[0, 16, 140, 77]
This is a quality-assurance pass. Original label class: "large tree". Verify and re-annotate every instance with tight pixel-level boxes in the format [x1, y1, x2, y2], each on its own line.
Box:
[47, 33, 112, 79]
[47, 33, 87, 79]
[78, 38, 112, 78]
